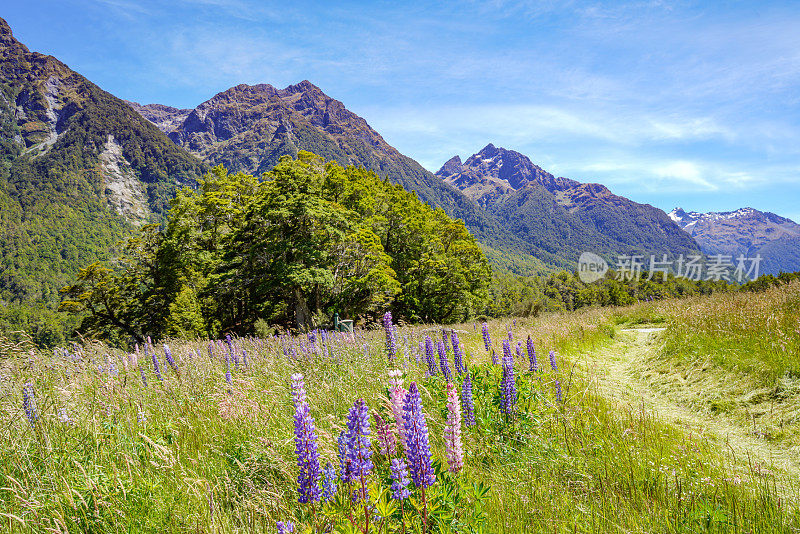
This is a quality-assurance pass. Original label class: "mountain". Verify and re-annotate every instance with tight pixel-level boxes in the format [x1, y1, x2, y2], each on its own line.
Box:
[437, 144, 700, 268]
[0, 16, 206, 342]
[669, 207, 800, 274]
[128, 82, 549, 274]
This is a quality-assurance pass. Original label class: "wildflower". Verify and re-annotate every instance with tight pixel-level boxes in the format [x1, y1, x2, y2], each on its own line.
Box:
[383, 311, 397, 361]
[22, 383, 38, 426]
[388, 370, 407, 446]
[139, 365, 148, 387]
[549, 350, 558, 372]
[462, 372, 476, 426]
[390, 458, 411, 500]
[374, 411, 397, 456]
[242, 349, 249, 368]
[500, 340, 517, 416]
[164, 344, 178, 373]
[343, 398, 373, 502]
[441, 329, 450, 353]
[58, 408, 72, 424]
[481, 322, 491, 352]
[225, 352, 232, 386]
[291, 374, 322, 503]
[402, 382, 435, 488]
[424, 336, 437, 376]
[444, 383, 464, 473]
[338, 430, 351, 482]
[149, 344, 163, 381]
[527, 336, 537, 372]
[555, 378, 563, 403]
[276, 521, 295, 533]
[137, 410, 147, 424]
[437, 340, 452, 382]
[322, 462, 338, 501]
[451, 330, 465, 374]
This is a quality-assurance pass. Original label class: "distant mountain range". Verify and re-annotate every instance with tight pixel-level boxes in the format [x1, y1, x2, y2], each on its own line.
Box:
[436, 144, 700, 268]
[669, 207, 800, 274]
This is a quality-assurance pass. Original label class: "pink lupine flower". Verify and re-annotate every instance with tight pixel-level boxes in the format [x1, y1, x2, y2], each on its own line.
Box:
[444, 382, 464, 474]
[374, 411, 397, 456]
[388, 370, 407, 446]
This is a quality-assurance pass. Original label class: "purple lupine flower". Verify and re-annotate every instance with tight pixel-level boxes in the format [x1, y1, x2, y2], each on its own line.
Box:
[549, 350, 558, 372]
[424, 336, 437, 376]
[291, 374, 322, 503]
[390, 458, 411, 500]
[451, 330, 465, 374]
[225, 356, 232, 385]
[507, 330, 513, 342]
[441, 329, 450, 354]
[500, 340, 517, 416]
[527, 336, 537, 372]
[383, 311, 397, 361]
[139, 365, 148, 387]
[402, 382, 435, 488]
[515, 342, 523, 363]
[277, 521, 295, 533]
[22, 383, 38, 426]
[242, 349, 249, 368]
[343, 398, 373, 502]
[437, 340, 452, 382]
[322, 462, 338, 501]
[462, 372, 476, 426]
[481, 322, 491, 352]
[148, 344, 163, 381]
[416, 341, 424, 363]
[163, 345, 178, 373]
[555, 378, 563, 403]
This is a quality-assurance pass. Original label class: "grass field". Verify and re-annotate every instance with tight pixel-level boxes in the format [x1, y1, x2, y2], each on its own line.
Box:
[1, 289, 799, 532]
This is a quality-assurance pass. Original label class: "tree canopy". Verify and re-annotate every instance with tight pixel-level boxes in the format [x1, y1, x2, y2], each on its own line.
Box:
[61, 152, 491, 341]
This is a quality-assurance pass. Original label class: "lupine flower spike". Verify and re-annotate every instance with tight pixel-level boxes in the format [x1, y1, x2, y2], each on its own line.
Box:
[388, 370, 407, 447]
[462, 371, 476, 426]
[437, 340, 452, 382]
[549, 350, 558, 372]
[374, 411, 397, 456]
[451, 330, 465, 374]
[402, 382, 435, 488]
[322, 462, 338, 502]
[383, 311, 397, 361]
[424, 336, 437, 376]
[390, 458, 411, 500]
[290, 374, 321, 503]
[343, 398, 373, 503]
[444, 383, 464, 473]
[277, 521, 295, 533]
[500, 340, 517, 416]
[22, 383, 38, 427]
[527, 336, 537, 372]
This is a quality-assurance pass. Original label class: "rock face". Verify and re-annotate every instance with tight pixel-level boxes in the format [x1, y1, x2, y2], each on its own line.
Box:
[0, 16, 206, 306]
[437, 144, 700, 268]
[669, 207, 800, 274]
[129, 81, 519, 262]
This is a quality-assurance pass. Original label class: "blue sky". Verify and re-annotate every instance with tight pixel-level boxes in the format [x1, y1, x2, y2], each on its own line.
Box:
[5, 1, 800, 220]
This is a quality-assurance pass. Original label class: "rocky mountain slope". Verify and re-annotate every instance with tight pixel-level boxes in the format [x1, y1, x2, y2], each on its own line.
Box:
[128, 83, 551, 273]
[437, 144, 700, 267]
[0, 16, 206, 313]
[669, 207, 800, 274]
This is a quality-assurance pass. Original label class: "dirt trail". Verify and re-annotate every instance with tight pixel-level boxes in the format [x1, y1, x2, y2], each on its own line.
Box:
[583, 327, 800, 485]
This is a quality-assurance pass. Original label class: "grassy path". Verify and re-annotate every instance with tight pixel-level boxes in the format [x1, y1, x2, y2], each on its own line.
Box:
[583, 327, 800, 493]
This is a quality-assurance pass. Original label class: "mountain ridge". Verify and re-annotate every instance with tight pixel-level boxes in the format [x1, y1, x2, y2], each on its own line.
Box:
[668, 206, 800, 274]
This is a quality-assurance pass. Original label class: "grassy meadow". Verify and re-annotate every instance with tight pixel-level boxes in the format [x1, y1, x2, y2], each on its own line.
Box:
[1, 287, 800, 532]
